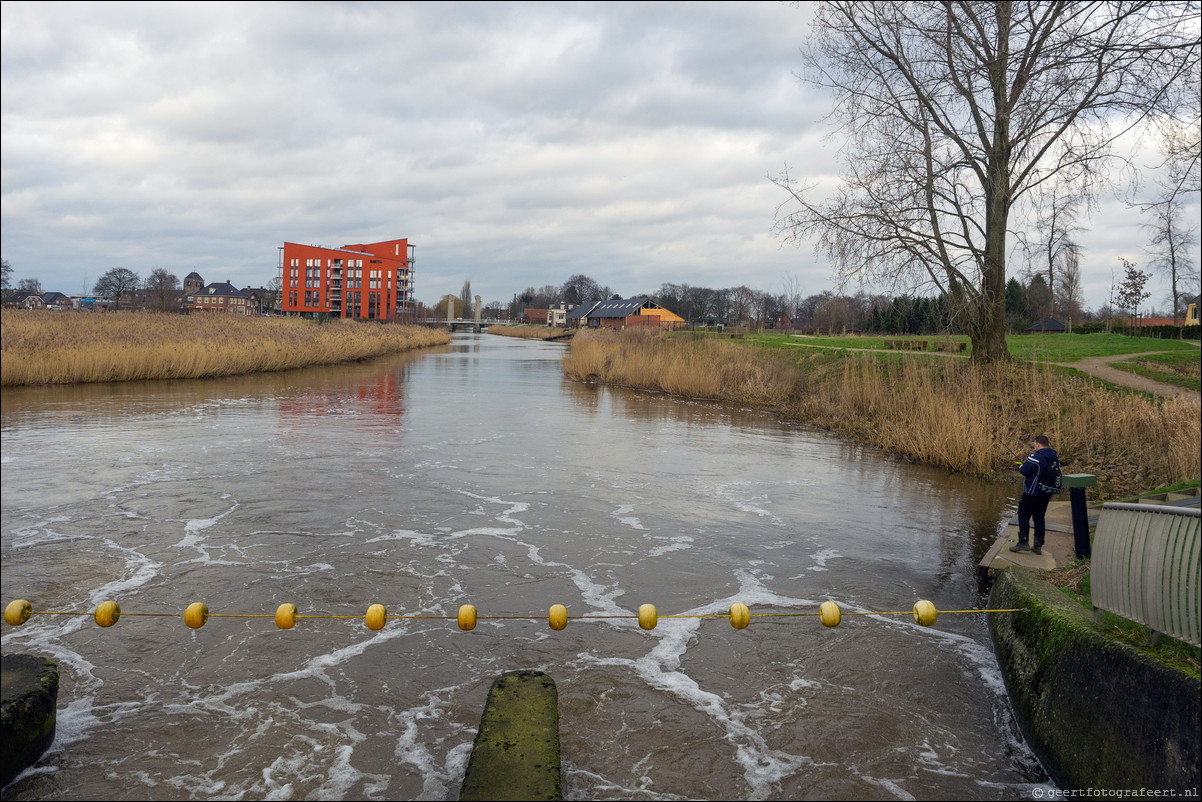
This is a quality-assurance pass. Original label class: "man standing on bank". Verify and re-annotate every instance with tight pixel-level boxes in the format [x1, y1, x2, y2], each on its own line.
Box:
[1010, 435, 1059, 556]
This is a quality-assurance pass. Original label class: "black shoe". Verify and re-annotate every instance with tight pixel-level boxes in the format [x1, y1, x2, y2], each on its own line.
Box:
[1009, 544, 1030, 553]
[1032, 546, 1042, 555]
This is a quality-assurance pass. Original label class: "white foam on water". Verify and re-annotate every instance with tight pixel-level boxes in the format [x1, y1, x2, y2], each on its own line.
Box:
[567, 567, 627, 614]
[714, 481, 786, 527]
[647, 535, 693, 557]
[173, 500, 240, 559]
[84, 538, 164, 605]
[860, 774, 918, 800]
[908, 737, 972, 779]
[564, 763, 693, 801]
[389, 686, 477, 800]
[612, 504, 648, 531]
[575, 570, 822, 797]
[809, 548, 841, 571]
[364, 529, 449, 548]
[3, 516, 82, 550]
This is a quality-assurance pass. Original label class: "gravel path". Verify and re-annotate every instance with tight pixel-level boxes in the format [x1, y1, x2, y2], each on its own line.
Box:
[1055, 350, 1200, 402]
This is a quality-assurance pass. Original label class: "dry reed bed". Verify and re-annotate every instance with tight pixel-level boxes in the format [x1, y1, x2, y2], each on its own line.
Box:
[1, 311, 450, 385]
[563, 329, 1201, 493]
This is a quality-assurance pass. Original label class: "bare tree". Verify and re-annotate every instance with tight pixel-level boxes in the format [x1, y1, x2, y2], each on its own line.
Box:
[757, 291, 784, 330]
[17, 277, 42, 294]
[94, 267, 140, 310]
[1055, 245, 1086, 323]
[773, 2, 1198, 363]
[682, 286, 728, 326]
[144, 268, 181, 313]
[1143, 186, 1199, 324]
[1021, 183, 1085, 315]
[728, 285, 758, 328]
[780, 274, 805, 329]
[1, 258, 11, 298]
[266, 276, 283, 312]
[562, 274, 606, 307]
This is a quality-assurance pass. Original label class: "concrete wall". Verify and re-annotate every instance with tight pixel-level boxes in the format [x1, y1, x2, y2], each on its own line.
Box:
[989, 567, 1200, 791]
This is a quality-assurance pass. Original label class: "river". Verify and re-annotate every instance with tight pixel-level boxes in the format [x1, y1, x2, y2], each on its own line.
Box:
[1, 332, 1049, 800]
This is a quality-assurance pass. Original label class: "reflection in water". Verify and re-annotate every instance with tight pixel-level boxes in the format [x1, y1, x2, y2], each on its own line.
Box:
[0, 334, 1044, 800]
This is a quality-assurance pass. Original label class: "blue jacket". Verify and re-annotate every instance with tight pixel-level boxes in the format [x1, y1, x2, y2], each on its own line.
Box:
[1020, 448, 1059, 496]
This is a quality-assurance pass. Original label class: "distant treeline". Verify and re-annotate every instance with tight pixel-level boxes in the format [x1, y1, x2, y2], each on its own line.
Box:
[498, 273, 1197, 335]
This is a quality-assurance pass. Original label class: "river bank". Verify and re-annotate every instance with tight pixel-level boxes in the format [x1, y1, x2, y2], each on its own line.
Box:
[489, 324, 575, 340]
[0, 311, 450, 386]
[562, 329, 1200, 499]
[989, 565, 1200, 790]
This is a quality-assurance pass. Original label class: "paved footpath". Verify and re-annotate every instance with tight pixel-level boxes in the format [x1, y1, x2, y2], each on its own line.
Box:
[1053, 349, 1200, 402]
[788, 336, 1200, 402]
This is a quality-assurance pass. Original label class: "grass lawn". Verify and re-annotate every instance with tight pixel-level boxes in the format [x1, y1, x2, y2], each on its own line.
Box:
[1006, 333, 1199, 362]
[734, 330, 1199, 363]
[1108, 350, 1202, 392]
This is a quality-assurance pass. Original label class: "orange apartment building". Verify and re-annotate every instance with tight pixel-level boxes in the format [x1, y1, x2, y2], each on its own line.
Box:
[280, 238, 414, 319]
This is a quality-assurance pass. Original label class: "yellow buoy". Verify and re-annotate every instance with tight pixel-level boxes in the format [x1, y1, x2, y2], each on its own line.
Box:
[458, 604, 477, 631]
[729, 603, 750, 630]
[549, 604, 567, 631]
[94, 600, 121, 628]
[4, 599, 32, 627]
[637, 603, 657, 630]
[275, 603, 298, 630]
[365, 603, 387, 631]
[913, 600, 938, 627]
[184, 602, 209, 629]
[819, 600, 842, 628]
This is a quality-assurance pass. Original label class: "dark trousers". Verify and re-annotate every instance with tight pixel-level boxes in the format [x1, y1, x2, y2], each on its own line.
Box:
[1017, 492, 1052, 548]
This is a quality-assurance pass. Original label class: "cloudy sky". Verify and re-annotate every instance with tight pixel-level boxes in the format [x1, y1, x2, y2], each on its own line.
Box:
[1, 1, 1194, 311]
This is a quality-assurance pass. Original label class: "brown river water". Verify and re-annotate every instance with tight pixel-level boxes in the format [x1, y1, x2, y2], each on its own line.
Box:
[1, 333, 1051, 799]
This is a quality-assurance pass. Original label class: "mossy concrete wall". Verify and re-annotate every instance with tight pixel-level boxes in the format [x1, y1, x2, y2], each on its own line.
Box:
[1, 653, 59, 787]
[459, 670, 561, 801]
[989, 567, 1200, 791]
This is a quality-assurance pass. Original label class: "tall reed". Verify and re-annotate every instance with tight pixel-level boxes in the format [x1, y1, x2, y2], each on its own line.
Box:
[1, 311, 450, 386]
[563, 329, 1201, 494]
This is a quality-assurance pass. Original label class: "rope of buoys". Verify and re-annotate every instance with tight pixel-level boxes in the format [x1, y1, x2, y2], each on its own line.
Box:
[4, 598, 1025, 632]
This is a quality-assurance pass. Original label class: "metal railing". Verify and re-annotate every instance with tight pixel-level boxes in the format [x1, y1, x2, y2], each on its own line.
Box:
[1091, 503, 1200, 647]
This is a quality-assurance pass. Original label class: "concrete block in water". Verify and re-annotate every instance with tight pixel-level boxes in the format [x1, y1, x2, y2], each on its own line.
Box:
[460, 670, 561, 801]
[1, 653, 59, 787]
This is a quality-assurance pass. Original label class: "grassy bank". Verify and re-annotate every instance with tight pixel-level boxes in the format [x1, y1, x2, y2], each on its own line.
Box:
[1, 311, 450, 386]
[563, 329, 1200, 496]
[489, 325, 575, 340]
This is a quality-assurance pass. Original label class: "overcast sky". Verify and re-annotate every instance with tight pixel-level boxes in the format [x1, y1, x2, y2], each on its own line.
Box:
[1, 1, 1195, 312]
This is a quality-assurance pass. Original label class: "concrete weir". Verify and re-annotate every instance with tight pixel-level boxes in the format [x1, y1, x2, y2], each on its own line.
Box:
[1, 653, 59, 787]
[989, 567, 1200, 791]
[459, 670, 562, 801]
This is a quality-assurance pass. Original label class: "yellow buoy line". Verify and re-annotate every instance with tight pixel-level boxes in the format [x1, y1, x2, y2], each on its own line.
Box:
[4, 598, 1025, 632]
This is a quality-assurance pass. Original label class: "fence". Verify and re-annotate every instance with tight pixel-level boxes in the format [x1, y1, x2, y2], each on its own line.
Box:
[1091, 502, 1200, 647]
